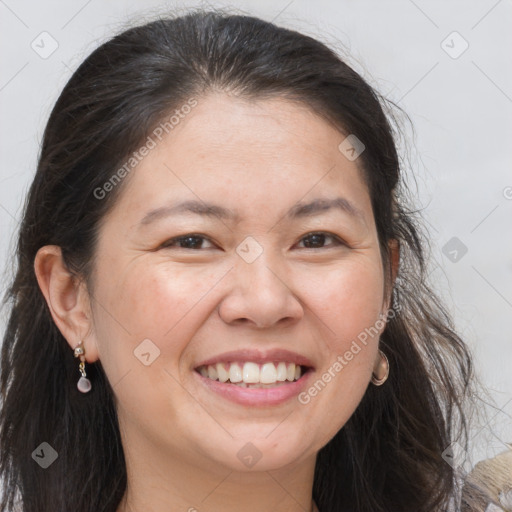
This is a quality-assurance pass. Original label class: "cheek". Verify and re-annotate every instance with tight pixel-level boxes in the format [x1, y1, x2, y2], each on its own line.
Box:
[96, 261, 226, 351]
[301, 257, 385, 343]
[295, 259, 385, 440]
[101, 254, 384, 356]
[90, 262, 227, 417]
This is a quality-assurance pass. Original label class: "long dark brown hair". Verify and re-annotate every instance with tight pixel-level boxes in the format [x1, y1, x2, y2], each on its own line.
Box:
[1, 9, 475, 511]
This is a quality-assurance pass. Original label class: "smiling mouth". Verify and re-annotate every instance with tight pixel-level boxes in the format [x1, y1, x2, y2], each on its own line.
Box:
[195, 361, 310, 388]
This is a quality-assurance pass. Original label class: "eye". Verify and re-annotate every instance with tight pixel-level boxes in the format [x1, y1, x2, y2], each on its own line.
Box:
[159, 234, 215, 250]
[158, 232, 346, 251]
[296, 232, 345, 249]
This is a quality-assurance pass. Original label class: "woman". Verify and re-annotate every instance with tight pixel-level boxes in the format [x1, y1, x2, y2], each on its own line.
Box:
[0, 9, 477, 512]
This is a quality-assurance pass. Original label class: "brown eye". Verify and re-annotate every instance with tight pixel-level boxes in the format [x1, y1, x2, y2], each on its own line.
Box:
[160, 234, 215, 250]
[297, 232, 344, 249]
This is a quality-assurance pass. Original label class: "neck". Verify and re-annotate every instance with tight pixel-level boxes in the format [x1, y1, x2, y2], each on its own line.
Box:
[116, 424, 318, 512]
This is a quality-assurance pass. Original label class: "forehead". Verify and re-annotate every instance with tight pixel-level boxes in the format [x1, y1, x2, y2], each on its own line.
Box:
[106, 93, 374, 228]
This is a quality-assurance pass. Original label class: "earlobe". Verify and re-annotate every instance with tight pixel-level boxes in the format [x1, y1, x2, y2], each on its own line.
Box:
[34, 245, 99, 363]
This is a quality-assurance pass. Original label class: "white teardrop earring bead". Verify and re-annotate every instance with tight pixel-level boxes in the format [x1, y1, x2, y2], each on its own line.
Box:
[77, 376, 92, 393]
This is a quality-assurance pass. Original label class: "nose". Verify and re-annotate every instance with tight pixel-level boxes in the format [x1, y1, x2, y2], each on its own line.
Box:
[218, 253, 304, 329]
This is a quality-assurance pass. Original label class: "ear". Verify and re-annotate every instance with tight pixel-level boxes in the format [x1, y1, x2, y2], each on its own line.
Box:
[389, 238, 400, 287]
[34, 245, 99, 363]
[381, 238, 400, 314]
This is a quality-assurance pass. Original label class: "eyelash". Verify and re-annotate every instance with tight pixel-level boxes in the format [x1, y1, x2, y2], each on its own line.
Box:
[159, 232, 347, 251]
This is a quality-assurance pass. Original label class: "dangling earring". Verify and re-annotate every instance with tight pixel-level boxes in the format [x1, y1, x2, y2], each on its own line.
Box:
[74, 342, 92, 393]
[371, 349, 389, 386]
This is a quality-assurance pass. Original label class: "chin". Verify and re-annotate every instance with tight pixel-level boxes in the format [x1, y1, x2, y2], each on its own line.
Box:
[205, 428, 315, 472]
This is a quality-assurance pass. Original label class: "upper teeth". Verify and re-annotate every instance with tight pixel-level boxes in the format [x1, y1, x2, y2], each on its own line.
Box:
[198, 362, 302, 384]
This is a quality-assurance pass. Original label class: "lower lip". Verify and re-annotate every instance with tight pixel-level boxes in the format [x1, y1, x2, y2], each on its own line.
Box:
[194, 369, 314, 406]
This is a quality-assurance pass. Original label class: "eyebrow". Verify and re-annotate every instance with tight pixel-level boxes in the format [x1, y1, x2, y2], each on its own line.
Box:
[137, 197, 365, 228]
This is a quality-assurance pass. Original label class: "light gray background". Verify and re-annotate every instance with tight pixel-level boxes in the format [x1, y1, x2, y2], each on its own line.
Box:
[1, 0, 511, 464]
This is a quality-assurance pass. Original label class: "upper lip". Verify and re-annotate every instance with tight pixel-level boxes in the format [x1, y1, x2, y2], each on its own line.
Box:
[194, 348, 315, 369]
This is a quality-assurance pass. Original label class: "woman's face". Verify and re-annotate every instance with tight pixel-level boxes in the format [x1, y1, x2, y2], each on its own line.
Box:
[87, 93, 392, 473]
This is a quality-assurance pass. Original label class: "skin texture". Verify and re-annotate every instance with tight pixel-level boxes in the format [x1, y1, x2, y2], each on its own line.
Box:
[35, 93, 399, 512]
